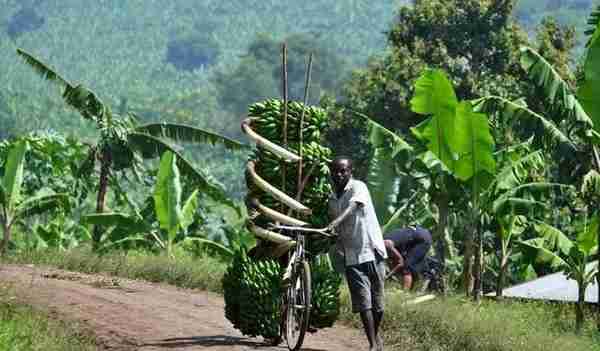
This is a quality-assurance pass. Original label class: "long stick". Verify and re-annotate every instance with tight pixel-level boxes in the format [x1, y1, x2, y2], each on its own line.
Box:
[297, 53, 313, 198]
[281, 43, 288, 213]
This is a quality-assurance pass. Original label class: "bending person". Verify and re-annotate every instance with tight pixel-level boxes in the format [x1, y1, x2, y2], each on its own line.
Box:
[384, 226, 432, 290]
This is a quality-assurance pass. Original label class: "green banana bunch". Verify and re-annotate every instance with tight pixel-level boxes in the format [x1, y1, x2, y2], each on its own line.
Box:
[309, 254, 342, 329]
[225, 98, 341, 337]
[246, 99, 333, 234]
[223, 249, 283, 338]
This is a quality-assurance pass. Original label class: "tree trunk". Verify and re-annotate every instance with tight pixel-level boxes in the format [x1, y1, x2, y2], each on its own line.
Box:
[433, 193, 450, 293]
[496, 254, 508, 300]
[473, 220, 483, 301]
[463, 228, 474, 297]
[92, 150, 111, 251]
[597, 214, 600, 332]
[1, 222, 11, 255]
[576, 282, 585, 333]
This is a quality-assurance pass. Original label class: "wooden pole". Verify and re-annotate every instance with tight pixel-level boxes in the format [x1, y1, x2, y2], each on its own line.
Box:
[296, 53, 313, 198]
[281, 43, 288, 213]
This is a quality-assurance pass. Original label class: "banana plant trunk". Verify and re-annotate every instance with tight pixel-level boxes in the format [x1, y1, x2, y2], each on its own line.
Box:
[1, 221, 11, 255]
[496, 251, 509, 299]
[473, 217, 483, 301]
[433, 192, 451, 293]
[597, 212, 600, 332]
[92, 149, 111, 251]
[463, 229, 474, 296]
[576, 280, 586, 333]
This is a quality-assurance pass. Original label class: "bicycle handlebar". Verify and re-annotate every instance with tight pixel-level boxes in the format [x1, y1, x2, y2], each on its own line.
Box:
[268, 224, 336, 237]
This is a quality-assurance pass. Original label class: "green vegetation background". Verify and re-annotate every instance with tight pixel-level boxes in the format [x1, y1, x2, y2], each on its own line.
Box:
[1, 0, 599, 199]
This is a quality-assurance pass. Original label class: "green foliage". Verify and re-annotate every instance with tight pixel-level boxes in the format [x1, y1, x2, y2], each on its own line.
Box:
[153, 151, 199, 256]
[0, 139, 69, 253]
[215, 33, 347, 117]
[0, 285, 96, 351]
[577, 16, 600, 129]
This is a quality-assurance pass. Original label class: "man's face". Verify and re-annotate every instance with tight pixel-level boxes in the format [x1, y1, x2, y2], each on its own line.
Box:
[330, 160, 352, 191]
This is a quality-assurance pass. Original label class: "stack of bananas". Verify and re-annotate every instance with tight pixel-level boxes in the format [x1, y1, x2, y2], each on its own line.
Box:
[310, 255, 342, 329]
[246, 99, 332, 230]
[223, 249, 282, 338]
[223, 99, 341, 338]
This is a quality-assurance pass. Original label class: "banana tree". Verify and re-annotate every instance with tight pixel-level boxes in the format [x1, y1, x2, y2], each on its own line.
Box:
[476, 7, 600, 318]
[0, 140, 69, 254]
[519, 217, 598, 333]
[16, 49, 248, 250]
[84, 151, 236, 257]
[481, 142, 571, 297]
[363, 114, 458, 288]
[410, 69, 496, 299]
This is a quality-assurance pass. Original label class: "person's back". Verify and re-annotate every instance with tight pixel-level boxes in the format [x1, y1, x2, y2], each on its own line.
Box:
[383, 227, 432, 289]
[386, 226, 431, 254]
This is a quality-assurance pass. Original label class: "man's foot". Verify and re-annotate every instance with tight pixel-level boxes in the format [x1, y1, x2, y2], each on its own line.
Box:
[376, 335, 384, 351]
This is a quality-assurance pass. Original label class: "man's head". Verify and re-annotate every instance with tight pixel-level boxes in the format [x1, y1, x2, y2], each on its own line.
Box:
[330, 156, 353, 192]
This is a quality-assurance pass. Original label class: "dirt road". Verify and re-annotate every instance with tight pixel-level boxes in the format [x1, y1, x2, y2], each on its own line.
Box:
[0, 264, 365, 350]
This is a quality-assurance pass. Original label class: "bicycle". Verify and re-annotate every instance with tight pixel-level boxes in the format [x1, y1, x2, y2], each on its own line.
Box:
[268, 224, 335, 351]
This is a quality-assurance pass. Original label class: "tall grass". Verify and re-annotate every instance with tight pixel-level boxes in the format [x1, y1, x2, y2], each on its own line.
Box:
[5, 247, 227, 292]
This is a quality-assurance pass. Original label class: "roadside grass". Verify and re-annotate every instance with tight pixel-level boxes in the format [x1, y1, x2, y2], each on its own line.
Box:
[339, 286, 600, 351]
[4, 246, 227, 293]
[5, 248, 600, 351]
[0, 284, 97, 351]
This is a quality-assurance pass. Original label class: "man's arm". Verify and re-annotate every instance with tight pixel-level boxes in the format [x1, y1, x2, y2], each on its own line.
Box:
[384, 240, 405, 278]
[327, 201, 360, 232]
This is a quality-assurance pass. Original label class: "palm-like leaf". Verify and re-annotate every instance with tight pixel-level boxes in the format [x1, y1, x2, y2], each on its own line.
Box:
[16, 49, 105, 122]
[520, 47, 593, 127]
[154, 151, 182, 240]
[135, 123, 249, 151]
[367, 147, 401, 225]
[577, 19, 600, 131]
[16, 49, 70, 86]
[127, 132, 232, 207]
[183, 237, 233, 257]
[2, 140, 28, 213]
[474, 96, 576, 150]
[12, 194, 68, 225]
[453, 101, 496, 182]
[360, 113, 413, 154]
[410, 69, 458, 169]
[82, 212, 148, 233]
[493, 150, 544, 191]
[492, 183, 569, 215]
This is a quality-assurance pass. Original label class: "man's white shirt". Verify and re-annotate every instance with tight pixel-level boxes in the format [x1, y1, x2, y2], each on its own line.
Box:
[328, 178, 387, 267]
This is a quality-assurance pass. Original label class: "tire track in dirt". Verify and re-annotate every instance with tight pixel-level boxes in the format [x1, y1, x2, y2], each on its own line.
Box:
[0, 264, 366, 350]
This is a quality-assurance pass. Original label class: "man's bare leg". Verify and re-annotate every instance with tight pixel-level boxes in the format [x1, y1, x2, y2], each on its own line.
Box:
[374, 310, 383, 351]
[360, 309, 377, 351]
[403, 272, 413, 290]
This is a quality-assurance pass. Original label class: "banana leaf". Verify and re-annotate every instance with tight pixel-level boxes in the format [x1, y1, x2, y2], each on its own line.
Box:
[520, 46, 593, 127]
[135, 123, 249, 152]
[577, 20, 600, 132]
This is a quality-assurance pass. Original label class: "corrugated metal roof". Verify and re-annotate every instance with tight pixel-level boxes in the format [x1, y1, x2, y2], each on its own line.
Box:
[488, 263, 598, 303]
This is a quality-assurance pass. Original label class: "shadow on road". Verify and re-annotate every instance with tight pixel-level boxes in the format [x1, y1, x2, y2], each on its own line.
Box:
[141, 335, 327, 350]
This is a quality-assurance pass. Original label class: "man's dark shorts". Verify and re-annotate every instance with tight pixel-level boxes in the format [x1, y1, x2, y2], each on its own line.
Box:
[345, 258, 385, 313]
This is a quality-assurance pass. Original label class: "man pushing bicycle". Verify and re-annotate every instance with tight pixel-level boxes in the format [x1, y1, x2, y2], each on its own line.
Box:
[326, 156, 386, 351]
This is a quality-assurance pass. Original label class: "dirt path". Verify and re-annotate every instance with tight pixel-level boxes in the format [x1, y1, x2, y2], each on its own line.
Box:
[0, 264, 366, 351]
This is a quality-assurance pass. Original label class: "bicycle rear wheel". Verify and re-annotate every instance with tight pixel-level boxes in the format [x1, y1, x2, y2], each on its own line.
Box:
[285, 260, 311, 351]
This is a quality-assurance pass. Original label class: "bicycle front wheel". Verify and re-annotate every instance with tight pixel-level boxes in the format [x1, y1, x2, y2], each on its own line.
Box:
[286, 260, 311, 351]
